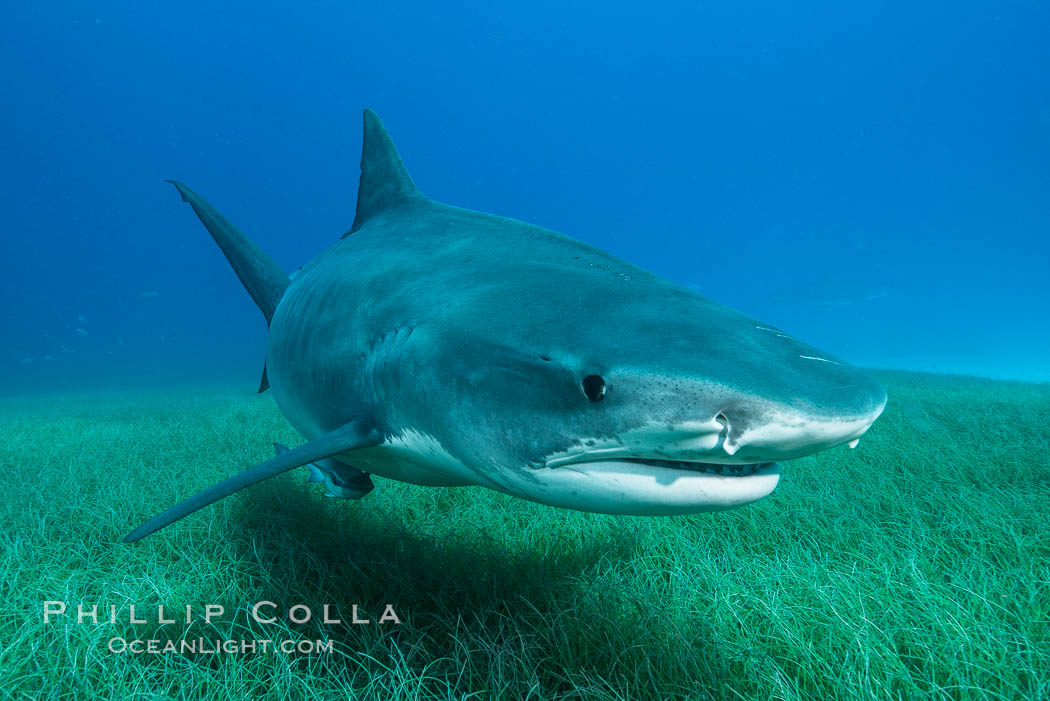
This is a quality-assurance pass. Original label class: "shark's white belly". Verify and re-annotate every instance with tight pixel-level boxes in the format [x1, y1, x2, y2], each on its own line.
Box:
[339, 429, 478, 487]
[269, 390, 470, 492]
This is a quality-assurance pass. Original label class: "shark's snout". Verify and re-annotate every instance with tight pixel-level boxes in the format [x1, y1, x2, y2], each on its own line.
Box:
[720, 402, 884, 461]
[715, 376, 887, 462]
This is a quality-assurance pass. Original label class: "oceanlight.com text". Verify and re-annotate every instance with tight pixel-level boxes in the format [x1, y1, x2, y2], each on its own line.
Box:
[108, 637, 335, 655]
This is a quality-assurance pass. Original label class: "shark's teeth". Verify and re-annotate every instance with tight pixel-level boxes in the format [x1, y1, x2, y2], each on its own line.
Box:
[557, 458, 774, 476]
[627, 459, 773, 476]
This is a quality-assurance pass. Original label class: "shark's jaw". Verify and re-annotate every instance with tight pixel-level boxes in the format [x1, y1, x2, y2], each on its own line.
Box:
[574, 456, 776, 476]
[517, 455, 782, 516]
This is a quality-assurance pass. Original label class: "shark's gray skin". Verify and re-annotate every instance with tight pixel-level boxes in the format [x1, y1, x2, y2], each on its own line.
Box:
[124, 110, 886, 542]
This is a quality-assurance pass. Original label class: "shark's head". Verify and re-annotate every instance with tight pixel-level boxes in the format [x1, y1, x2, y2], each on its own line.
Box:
[418, 256, 887, 516]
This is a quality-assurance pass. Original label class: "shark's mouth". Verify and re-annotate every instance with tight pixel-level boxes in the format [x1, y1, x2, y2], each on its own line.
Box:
[544, 453, 778, 478]
[523, 453, 782, 515]
[616, 458, 776, 476]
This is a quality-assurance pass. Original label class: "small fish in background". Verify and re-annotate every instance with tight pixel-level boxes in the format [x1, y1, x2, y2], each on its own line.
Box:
[138, 291, 159, 298]
[117, 337, 125, 346]
[76, 328, 88, 337]
[20, 357, 34, 364]
[59, 345, 74, 354]
[76, 315, 88, 323]
[43, 354, 58, 362]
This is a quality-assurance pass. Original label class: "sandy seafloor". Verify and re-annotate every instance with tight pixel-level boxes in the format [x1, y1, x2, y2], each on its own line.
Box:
[0, 369, 1046, 700]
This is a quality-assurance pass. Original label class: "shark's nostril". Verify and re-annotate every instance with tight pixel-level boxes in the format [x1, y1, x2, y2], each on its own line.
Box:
[713, 411, 742, 455]
[713, 412, 732, 453]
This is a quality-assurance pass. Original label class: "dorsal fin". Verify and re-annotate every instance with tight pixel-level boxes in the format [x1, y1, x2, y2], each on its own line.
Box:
[347, 109, 424, 235]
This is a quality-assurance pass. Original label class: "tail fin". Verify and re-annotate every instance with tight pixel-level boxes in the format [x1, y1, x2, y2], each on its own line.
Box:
[166, 180, 289, 324]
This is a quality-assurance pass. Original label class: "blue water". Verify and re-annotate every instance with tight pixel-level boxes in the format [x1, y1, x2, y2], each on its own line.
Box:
[3, 1, 1048, 394]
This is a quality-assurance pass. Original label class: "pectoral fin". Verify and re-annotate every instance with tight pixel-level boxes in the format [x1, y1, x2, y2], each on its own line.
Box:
[123, 420, 381, 543]
[273, 442, 373, 497]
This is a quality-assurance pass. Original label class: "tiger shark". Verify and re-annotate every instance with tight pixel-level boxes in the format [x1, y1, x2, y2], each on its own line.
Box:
[124, 110, 887, 542]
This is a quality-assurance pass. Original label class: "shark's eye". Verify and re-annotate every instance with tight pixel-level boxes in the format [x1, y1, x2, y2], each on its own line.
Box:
[582, 375, 607, 402]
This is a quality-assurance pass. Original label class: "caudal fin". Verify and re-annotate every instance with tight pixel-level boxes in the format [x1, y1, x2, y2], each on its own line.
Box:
[166, 180, 289, 324]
